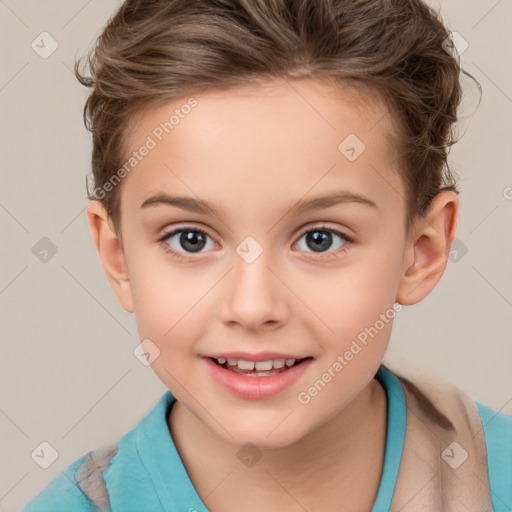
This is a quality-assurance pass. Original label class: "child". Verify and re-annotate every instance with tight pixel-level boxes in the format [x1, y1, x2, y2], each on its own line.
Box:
[20, 0, 512, 511]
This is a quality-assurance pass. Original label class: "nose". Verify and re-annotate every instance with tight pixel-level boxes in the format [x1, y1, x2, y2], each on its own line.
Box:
[219, 248, 288, 332]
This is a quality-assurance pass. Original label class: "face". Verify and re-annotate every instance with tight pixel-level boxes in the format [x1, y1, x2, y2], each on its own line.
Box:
[107, 79, 410, 448]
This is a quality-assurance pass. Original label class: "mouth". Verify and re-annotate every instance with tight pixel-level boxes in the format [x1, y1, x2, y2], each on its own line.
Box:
[206, 356, 313, 377]
[203, 355, 314, 399]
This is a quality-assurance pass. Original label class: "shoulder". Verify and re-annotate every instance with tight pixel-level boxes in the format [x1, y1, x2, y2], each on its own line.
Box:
[384, 365, 512, 510]
[20, 391, 174, 511]
[383, 365, 477, 431]
[20, 441, 121, 512]
[475, 401, 512, 512]
[476, 400, 512, 446]
[19, 453, 98, 512]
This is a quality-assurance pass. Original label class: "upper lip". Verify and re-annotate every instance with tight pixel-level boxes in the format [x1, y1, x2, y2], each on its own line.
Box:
[204, 351, 312, 362]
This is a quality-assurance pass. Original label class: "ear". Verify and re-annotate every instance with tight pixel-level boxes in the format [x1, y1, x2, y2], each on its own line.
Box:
[396, 190, 459, 306]
[86, 200, 134, 313]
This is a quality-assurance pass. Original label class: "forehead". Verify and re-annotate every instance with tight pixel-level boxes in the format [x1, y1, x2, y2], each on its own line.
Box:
[120, 78, 405, 223]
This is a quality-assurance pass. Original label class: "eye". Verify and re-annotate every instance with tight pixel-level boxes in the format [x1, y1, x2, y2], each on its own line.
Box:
[157, 226, 217, 260]
[157, 224, 354, 262]
[294, 225, 353, 260]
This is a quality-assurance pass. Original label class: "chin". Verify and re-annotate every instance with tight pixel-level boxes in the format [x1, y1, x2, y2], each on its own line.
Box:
[212, 420, 309, 451]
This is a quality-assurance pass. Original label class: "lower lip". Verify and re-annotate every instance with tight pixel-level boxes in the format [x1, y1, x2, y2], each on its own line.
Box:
[203, 357, 313, 400]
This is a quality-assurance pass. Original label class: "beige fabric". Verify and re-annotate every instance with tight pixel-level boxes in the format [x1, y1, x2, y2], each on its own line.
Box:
[390, 372, 493, 512]
[75, 443, 118, 512]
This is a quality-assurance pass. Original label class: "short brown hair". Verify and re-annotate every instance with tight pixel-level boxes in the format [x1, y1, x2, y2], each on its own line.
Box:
[75, 0, 481, 240]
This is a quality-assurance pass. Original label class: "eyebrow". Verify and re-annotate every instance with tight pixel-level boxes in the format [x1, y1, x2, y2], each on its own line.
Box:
[140, 190, 380, 216]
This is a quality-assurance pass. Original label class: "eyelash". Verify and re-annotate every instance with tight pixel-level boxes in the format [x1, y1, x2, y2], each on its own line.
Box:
[157, 224, 354, 262]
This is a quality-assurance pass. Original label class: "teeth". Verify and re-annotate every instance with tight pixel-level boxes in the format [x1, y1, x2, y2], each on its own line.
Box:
[255, 361, 273, 371]
[217, 357, 299, 370]
[237, 360, 255, 370]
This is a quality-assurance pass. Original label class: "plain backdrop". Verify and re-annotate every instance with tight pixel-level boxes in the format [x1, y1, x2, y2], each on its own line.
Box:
[1, 1, 511, 510]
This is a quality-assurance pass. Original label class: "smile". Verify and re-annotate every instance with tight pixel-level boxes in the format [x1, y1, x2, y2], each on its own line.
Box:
[213, 357, 310, 376]
[203, 356, 314, 399]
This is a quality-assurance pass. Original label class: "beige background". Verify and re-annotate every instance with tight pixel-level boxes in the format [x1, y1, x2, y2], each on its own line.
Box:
[1, 1, 511, 510]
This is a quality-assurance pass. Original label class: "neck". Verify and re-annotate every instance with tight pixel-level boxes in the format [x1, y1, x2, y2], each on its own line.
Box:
[168, 377, 387, 509]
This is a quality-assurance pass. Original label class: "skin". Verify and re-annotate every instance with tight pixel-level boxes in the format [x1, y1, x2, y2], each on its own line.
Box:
[87, 78, 459, 511]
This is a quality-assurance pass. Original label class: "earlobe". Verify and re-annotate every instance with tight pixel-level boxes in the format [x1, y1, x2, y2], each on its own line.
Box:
[86, 200, 134, 313]
[396, 190, 459, 306]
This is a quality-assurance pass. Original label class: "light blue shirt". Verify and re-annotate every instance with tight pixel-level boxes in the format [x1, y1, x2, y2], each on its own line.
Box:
[20, 365, 512, 511]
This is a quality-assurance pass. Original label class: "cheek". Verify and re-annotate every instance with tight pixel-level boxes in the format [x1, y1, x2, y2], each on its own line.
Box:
[302, 254, 399, 330]
[301, 271, 395, 416]
[127, 251, 177, 335]
[294, 249, 400, 386]
[128, 252, 216, 351]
